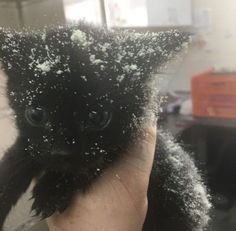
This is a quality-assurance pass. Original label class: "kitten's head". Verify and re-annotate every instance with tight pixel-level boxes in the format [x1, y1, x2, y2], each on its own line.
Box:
[0, 23, 188, 171]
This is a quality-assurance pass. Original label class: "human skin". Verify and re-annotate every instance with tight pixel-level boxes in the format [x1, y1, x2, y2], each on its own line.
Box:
[47, 120, 157, 231]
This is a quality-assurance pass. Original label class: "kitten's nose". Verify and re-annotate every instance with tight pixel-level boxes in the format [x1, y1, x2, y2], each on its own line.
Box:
[58, 126, 68, 135]
[58, 126, 78, 145]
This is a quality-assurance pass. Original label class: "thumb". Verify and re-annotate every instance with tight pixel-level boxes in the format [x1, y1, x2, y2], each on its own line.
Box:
[108, 118, 157, 192]
[124, 119, 157, 174]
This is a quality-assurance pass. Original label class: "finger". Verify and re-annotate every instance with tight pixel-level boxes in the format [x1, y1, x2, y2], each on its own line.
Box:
[106, 116, 157, 192]
[122, 116, 157, 173]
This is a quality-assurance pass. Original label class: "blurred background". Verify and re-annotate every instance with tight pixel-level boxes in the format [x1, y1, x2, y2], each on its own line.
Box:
[0, 0, 236, 230]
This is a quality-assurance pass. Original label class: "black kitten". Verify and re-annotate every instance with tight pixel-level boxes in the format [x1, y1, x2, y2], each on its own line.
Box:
[0, 23, 211, 231]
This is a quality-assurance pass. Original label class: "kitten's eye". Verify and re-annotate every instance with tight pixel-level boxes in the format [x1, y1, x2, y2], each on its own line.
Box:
[81, 111, 112, 132]
[25, 107, 47, 126]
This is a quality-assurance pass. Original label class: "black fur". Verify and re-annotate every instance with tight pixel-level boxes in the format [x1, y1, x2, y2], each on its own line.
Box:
[0, 23, 210, 230]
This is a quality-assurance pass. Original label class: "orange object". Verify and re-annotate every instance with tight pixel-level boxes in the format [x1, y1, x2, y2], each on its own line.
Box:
[192, 69, 236, 119]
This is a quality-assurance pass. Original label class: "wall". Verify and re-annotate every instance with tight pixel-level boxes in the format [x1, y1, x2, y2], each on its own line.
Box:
[167, 0, 236, 91]
[23, 0, 65, 29]
[146, 0, 192, 26]
[0, 0, 65, 29]
[0, 2, 21, 29]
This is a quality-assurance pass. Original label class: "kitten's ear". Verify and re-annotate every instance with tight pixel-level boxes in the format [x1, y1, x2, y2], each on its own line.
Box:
[119, 30, 190, 74]
[0, 29, 15, 69]
[0, 29, 27, 70]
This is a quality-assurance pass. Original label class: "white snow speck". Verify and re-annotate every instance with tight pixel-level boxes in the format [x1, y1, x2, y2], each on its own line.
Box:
[100, 65, 105, 71]
[130, 64, 138, 70]
[99, 42, 110, 52]
[90, 55, 103, 65]
[41, 33, 46, 41]
[117, 75, 125, 82]
[36, 61, 51, 73]
[81, 75, 87, 81]
[71, 29, 87, 46]
[56, 70, 63, 75]
[115, 174, 121, 180]
[123, 64, 138, 73]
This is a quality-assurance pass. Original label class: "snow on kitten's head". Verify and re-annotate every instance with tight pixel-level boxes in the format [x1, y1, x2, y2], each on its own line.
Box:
[0, 23, 189, 170]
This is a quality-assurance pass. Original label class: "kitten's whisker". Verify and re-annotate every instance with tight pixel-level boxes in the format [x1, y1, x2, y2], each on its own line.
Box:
[0, 93, 6, 97]
[0, 108, 14, 119]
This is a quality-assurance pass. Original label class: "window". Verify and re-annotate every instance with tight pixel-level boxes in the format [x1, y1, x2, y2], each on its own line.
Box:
[64, 0, 102, 24]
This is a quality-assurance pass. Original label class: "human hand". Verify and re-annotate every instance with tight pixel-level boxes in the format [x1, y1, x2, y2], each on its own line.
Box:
[47, 119, 157, 231]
